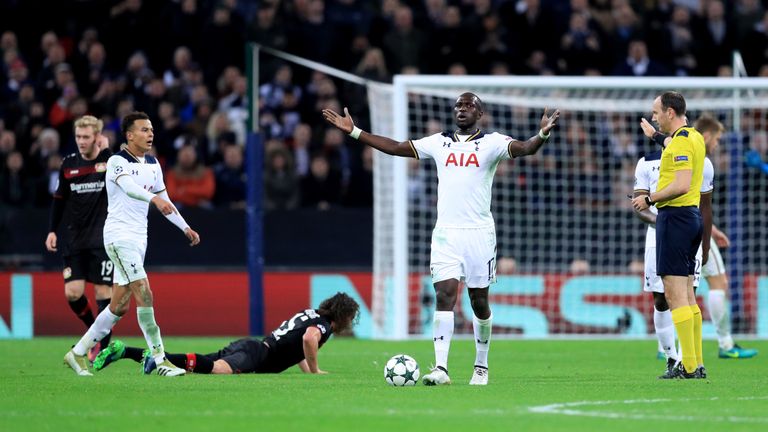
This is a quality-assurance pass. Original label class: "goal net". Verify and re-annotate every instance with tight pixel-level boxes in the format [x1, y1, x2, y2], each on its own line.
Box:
[371, 75, 768, 339]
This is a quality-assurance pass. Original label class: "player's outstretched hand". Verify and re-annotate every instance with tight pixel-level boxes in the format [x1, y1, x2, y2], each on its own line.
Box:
[540, 108, 560, 134]
[313, 369, 329, 375]
[184, 228, 200, 246]
[150, 196, 176, 216]
[640, 118, 657, 138]
[322, 107, 354, 134]
[45, 232, 57, 252]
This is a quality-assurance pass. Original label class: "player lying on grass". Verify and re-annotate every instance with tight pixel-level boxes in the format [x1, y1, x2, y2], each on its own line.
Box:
[94, 292, 359, 374]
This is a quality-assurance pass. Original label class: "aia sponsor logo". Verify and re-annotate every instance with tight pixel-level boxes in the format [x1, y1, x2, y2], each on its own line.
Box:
[445, 152, 479, 167]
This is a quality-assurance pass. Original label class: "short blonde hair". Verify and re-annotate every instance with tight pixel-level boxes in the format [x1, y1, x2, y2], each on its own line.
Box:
[694, 114, 725, 135]
[74, 115, 103, 134]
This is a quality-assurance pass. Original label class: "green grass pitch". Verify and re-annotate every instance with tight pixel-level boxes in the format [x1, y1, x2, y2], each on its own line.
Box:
[1, 337, 765, 431]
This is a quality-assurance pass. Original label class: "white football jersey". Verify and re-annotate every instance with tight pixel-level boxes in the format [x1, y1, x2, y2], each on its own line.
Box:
[634, 151, 713, 248]
[103, 150, 165, 243]
[410, 130, 514, 228]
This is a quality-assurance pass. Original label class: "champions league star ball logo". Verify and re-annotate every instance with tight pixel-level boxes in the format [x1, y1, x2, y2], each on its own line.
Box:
[114, 165, 123, 175]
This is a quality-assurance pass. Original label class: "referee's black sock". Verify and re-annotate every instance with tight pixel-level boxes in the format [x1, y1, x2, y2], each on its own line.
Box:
[96, 299, 112, 347]
[68, 295, 95, 328]
[164, 353, 214, 374]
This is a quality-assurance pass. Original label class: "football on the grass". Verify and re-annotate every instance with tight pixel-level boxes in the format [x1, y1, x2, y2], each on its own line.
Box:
[384, 354, 420, 386]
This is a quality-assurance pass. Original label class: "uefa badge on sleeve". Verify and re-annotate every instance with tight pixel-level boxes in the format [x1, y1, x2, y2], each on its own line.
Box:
[63, 267, 72, 279]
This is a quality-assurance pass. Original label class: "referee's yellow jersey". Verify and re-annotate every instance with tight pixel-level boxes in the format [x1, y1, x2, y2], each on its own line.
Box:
[656, 126, 706, 208]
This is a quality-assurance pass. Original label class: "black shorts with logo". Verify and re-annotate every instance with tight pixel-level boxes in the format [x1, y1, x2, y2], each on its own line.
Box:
[656, 206, 702, 277]
[63, 248, 113, 285]
[209, 338, 270, 374]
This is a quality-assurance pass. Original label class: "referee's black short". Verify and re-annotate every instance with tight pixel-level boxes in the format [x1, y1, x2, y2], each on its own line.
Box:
[656, 206, 703, 277]
[208, 338, 270, 374]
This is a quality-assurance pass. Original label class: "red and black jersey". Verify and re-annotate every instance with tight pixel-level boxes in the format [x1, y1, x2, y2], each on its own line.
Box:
[50, 149, 112, 253]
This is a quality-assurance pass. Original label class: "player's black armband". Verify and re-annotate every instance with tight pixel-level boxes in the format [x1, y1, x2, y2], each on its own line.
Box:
[652, 132, 667, 147]
[49, 197, 65, 232]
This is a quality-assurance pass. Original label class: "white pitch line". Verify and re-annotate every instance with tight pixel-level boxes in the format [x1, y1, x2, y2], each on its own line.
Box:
[528, 396, 768, 424]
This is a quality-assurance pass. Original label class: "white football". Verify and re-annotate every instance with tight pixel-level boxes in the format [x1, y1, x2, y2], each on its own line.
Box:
[384, 354, 420, 386]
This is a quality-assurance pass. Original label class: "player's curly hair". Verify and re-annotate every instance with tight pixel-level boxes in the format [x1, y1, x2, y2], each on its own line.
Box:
[318, 292, 360, 334]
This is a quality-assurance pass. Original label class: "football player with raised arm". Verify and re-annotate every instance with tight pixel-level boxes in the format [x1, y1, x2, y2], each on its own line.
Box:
[323, 93, 559, 385]
[63, 111, 200, 377]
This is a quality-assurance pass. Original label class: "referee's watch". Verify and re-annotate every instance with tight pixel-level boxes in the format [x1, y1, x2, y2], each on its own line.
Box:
[644, 196, 654, 206]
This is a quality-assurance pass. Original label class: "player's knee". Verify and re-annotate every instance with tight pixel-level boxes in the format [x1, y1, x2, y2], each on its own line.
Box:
[434, 289, 457, 310]
[64, 284, 85, 301]
[110, 301, 128, 316]
[470, 297, 490, 316]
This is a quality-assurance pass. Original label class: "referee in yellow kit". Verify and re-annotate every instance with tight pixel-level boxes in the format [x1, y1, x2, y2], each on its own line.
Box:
[632, 91, 707, 379]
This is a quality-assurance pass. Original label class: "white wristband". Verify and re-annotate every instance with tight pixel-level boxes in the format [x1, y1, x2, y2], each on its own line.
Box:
[538, 129, 550, 140]
[349, 126, 362, 140]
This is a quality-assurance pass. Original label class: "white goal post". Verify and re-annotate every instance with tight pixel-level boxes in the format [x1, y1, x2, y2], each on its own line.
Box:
[371, 75, 768, 340]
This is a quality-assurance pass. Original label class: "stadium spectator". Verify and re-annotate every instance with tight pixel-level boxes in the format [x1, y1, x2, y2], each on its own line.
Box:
[165, 143, 215, 208]
[290, 123, 315, 178]
[612, 39, 671, 76]
[382, 5, 428, 73]
[694, 0, 736, 76]
[264, 146, 300, 211]
[558, 12, 603, 75]
[0, 150, 34, 208]
[741, 11, 768, 76]
[343, 145, 373, 207]
[213, 144, 246, 209]
[301, 152, 342, 210]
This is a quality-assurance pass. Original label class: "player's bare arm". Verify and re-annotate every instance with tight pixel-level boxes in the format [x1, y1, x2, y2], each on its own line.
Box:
[508, 108, 560, 157]
[150, 195, 176, 216]
[322, 107, 415, 158]
[302, 326, 327, 374]
[712, 225, 730, 248]
[631, 190, 656, 225]
[632, 169, 692, 211]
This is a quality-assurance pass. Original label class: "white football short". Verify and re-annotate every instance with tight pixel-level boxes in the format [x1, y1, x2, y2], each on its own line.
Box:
[644, 246, 701, 294]
[104, 239, 148, 286]
[430, 225, 497, 288]
[643, 246, 664, 293]
[701, 238, 726, 277]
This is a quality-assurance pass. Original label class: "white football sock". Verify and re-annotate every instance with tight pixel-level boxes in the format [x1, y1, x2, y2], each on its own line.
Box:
[473, 313, 493, 368]
[137, 307, 167, 363]
[73, 308, 121, 356]
[654, 308, 678, 361]
[708, 290, 734, 350]
[433, 311, 454, 371]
